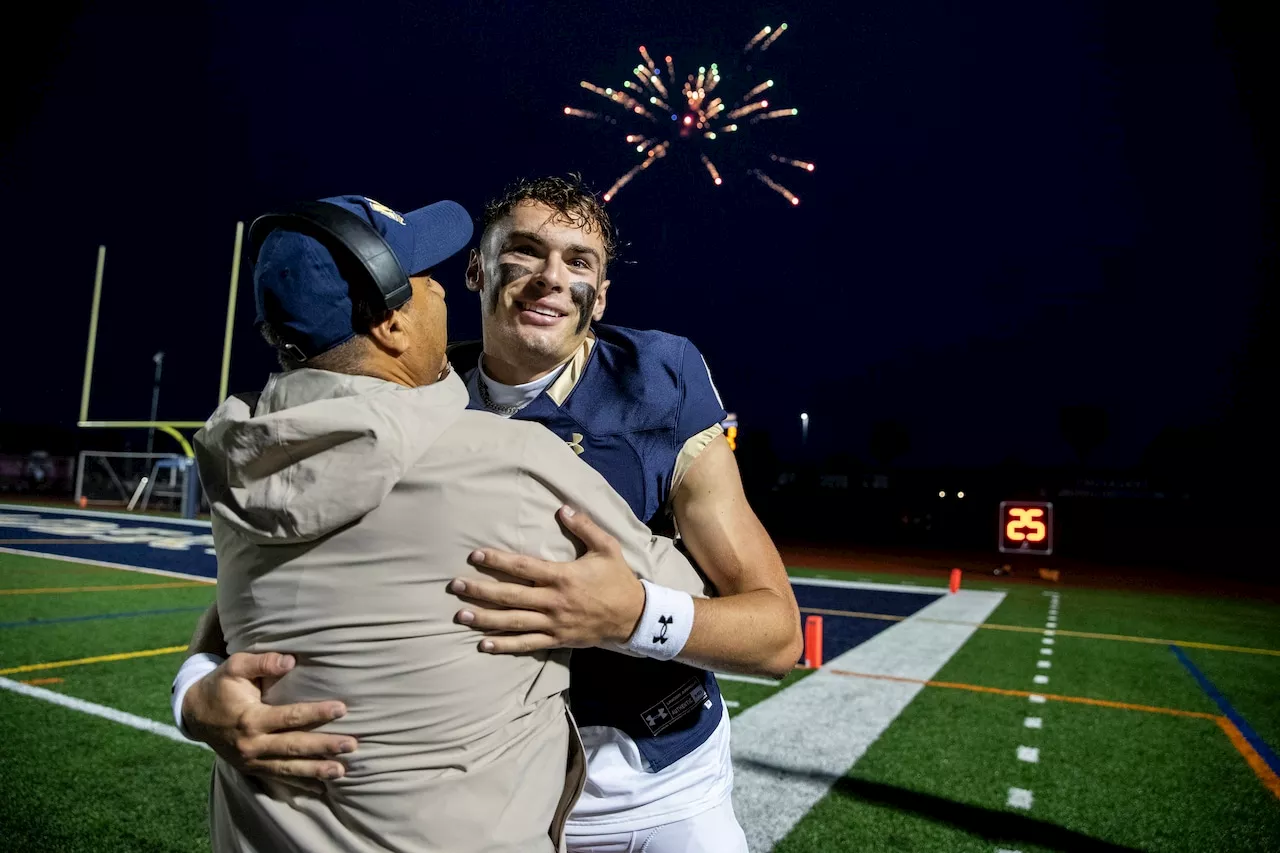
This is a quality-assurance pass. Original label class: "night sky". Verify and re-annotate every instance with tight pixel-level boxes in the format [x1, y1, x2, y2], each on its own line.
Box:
[1, 0, 1270, 469]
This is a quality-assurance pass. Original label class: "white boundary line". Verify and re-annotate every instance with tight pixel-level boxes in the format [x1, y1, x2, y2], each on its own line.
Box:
[0, 503, 212, 528]
[0, 546, 215, 584]
[0, 676, 209, 749]
[789, 576, 947, 596]
[717, 672, 783, 687]
[731, 588, 1005, 852]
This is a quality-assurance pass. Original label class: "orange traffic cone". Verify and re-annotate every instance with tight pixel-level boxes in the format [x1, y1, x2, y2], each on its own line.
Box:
[803, 615, 824, 668]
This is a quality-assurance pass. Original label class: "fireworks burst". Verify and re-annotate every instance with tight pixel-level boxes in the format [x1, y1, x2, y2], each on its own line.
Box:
[562, 23, 812, 206]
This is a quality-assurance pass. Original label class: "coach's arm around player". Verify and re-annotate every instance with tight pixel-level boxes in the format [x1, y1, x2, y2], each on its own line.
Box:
[175, 602, 355, 781]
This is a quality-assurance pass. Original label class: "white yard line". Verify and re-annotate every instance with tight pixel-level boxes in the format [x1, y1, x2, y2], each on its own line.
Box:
[1001, 595, 1058, 838]
[1007, 787, 1034, 809]
[0, 676, 209, 749]
[731, 588, 1005, 852]
[717, 672, 784, 687]
[0, 503, 212, 528]
[0, 546, 215, 583]
[789, 576, 946, 596]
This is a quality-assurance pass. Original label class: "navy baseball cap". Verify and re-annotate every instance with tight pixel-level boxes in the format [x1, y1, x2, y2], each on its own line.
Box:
[253, 195, 473, 360]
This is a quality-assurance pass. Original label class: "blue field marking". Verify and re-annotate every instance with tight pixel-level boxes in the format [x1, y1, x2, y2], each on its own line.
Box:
[792, 583, 943, 661]
[1171, 644, 1280, 777]
[0, 605, 210, 630]
[0, 505, 216, 580]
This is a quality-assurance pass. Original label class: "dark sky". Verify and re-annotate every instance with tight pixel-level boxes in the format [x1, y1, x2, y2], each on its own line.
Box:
[1, 0, 1269, 468]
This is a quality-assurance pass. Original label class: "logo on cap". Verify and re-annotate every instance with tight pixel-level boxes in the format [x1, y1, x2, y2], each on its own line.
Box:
[364, 198, 405, 225]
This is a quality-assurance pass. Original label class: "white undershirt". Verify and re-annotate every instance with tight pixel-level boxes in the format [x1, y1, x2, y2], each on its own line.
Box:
[470, 356, 565, 417]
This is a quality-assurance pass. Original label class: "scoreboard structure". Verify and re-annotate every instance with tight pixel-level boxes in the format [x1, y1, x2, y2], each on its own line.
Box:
[998, 500, 1054, 556]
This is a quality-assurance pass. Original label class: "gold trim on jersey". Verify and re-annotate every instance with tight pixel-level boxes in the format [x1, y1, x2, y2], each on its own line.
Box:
[670, 424, 725, 507]
[546, 337, 596, 406]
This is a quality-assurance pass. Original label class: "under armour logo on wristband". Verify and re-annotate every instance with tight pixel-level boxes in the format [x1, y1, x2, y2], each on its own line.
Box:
[624, 581, 693, 662]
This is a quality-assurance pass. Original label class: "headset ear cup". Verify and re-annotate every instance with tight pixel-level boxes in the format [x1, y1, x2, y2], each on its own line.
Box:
[246, 202, 410, 315]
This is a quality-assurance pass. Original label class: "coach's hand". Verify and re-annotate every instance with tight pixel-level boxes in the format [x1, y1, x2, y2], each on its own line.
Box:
[182, 652, 356, 780]
[451, 506, 646, 653]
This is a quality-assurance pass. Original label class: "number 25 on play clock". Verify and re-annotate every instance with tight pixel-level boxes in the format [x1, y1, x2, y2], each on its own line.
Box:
[998, 501, 1054, 555]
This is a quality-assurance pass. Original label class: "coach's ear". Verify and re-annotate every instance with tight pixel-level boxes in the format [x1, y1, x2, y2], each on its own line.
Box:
[592, 279, 610, 321]
[368, 306, 412, 357]
[465, 250, 483, 293]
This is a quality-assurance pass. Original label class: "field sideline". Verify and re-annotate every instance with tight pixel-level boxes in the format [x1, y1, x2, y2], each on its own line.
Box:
[1, 503, 1278, 851]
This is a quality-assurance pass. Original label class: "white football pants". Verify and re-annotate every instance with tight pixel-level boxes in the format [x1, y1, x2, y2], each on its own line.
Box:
[565, 798, 749, 853]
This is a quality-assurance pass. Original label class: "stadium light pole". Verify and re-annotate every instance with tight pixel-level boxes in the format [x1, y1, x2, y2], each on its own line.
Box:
[146, 351, 165, 456]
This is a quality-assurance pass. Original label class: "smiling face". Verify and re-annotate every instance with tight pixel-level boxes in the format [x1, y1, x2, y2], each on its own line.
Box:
[467, 200, 611, 384]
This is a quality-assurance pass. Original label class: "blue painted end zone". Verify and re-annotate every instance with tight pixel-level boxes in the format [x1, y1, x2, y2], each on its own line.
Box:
[0, 505, 216, 580]
[1170, 644, 1280, 777]
[794, 585, 943, 661]
[0, 505, 945, 667]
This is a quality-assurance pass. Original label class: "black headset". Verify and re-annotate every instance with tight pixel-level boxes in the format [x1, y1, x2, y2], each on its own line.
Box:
[248, 200, 413, 314]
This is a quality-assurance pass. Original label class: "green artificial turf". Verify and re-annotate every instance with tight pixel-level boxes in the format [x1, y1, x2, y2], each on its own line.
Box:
[2, 552, 1277, 852]
[0, 686, 212, 853]
[720, 668, 816, 718]
[776, 686, 1280, 853]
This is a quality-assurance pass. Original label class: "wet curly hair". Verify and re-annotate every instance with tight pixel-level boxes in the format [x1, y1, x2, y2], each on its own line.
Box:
[481, 173, 619, 266]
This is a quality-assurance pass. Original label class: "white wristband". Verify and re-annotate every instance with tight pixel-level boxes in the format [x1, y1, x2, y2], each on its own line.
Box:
[171, 652, 224, 739]
[622, 580, 694, 661]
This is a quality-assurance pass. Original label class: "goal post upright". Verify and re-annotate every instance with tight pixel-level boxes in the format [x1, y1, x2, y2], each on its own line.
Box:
[76, 221, 245, 470]
[218, 220, 245, 406]
[79, 245, 106, 424]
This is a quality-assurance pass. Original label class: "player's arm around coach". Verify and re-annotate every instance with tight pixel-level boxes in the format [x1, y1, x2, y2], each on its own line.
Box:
[454, 430, 804, 679]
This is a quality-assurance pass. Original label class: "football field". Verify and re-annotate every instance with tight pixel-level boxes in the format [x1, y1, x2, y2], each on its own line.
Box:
[1, 503, 1277, 852]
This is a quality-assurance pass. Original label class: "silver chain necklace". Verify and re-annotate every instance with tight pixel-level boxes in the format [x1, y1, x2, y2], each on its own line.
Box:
[476, 373, 524, 416]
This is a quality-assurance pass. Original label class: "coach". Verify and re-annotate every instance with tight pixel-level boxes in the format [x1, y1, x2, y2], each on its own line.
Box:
[189, 195, 706, 852]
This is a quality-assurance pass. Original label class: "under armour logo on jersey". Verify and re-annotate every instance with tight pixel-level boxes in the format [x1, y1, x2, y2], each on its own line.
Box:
[567, 433, 585, 455]
[653, 614, 673, 644]
[644, 707, 669, 728]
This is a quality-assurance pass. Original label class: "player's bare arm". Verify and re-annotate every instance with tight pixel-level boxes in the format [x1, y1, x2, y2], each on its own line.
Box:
[457, 434, 803, 679]
[668, 434, 803, 677]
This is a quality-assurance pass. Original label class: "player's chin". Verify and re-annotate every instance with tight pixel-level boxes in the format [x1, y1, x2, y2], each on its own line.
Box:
[514, 324, 575, 356]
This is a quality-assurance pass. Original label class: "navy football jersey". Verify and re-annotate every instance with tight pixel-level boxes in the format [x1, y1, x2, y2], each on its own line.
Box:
[451, 323, 728, 771]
